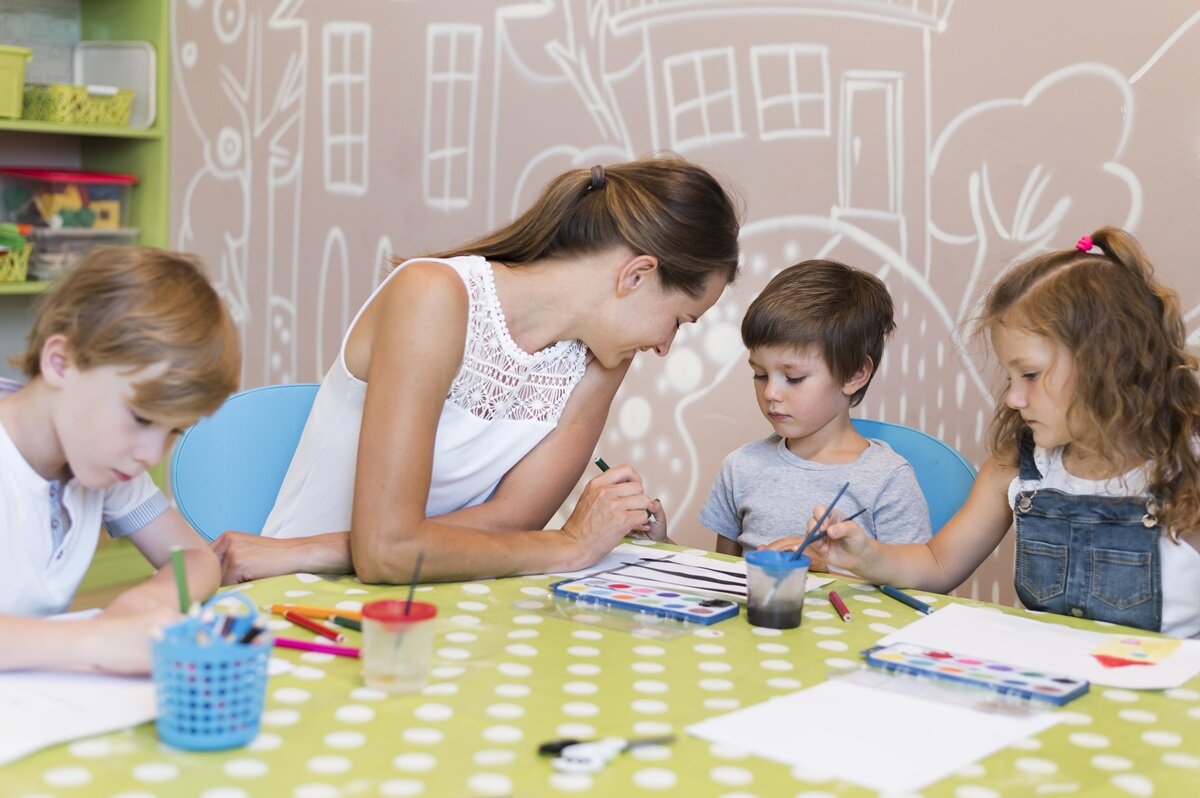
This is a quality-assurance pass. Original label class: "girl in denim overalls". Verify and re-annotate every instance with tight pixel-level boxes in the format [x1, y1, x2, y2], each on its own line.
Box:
[809, 227, 1200, 637]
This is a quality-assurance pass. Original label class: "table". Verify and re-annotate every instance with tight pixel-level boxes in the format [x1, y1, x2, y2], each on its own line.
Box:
[5, 544, 1200, 797]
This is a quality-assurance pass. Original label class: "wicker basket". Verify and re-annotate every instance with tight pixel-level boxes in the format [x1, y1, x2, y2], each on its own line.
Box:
[0, 245, 30, 282]
[23, 82, 133, 126]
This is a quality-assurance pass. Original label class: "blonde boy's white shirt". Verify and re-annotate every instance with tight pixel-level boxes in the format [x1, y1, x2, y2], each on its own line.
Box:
[0, 381, 165, 616]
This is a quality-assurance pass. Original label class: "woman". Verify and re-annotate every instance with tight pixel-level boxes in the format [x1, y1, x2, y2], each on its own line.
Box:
[213, 155, 741, 584]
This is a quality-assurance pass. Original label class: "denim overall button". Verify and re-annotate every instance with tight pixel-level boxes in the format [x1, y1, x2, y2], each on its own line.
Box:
[1070, 607, 1084, 617]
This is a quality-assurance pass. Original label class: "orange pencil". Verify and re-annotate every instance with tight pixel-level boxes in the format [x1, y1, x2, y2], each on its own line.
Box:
[283, 610, 345, 643]
[266, 604, 362, 621]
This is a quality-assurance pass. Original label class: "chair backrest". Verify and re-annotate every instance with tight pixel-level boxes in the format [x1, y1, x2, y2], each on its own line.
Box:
[850, 418, 977, 533]
[170, 383, 320, 541]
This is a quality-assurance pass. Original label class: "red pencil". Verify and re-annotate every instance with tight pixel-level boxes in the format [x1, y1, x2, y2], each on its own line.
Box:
[283, 609, 345, 643]
[829, 590, 852, 622]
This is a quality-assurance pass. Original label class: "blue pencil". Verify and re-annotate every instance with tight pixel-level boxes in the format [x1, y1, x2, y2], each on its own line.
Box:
[880, 585, 934, 615]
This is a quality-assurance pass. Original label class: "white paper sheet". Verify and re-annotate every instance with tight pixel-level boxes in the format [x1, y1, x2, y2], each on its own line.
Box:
[0, 670, 155, 766]
[879, 603, 1200, 689]
[687, 678, 1060, 792]
[553, 543, 833, 600]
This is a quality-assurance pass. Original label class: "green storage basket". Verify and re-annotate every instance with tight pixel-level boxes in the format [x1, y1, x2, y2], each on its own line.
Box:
[0, 245, 30, 283]
[23, 82, 133, 126]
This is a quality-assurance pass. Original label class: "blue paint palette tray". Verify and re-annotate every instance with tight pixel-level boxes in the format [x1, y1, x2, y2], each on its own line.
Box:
[550, 575, 740, 626]
[862, 642, 1089, 705]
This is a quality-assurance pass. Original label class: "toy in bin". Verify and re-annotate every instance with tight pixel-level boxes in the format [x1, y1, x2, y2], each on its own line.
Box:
[0, 167, 136, 229]
[0, 222, 31, 282]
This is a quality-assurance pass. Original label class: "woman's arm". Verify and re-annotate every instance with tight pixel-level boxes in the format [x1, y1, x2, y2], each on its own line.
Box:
[811, 456, 1017, 592]
[208, 362, 638, 583]
[347, 263, 648, 583]
[434, 356, 629, 533]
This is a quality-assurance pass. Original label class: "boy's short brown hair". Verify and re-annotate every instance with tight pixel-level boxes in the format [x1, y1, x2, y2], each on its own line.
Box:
[17, 246, 241, 425]
[741, 259, 895, 407]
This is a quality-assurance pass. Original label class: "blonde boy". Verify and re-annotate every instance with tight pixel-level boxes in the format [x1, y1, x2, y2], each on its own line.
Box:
[0, 246, 240, 673]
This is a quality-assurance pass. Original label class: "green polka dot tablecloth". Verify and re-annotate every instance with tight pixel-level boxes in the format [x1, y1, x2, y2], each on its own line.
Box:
[5, 543, 1199, 797]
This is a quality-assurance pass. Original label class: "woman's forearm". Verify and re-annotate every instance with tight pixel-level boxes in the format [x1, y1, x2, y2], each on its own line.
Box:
[351, 519, 580, 584]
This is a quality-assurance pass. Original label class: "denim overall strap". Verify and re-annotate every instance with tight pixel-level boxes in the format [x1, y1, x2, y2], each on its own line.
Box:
[1012, 437, 1162, 632]
[1018, 429, 1042, 480]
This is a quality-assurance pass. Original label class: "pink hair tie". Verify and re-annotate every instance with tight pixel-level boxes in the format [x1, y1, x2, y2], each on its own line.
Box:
[1075, 235, 1093, 252]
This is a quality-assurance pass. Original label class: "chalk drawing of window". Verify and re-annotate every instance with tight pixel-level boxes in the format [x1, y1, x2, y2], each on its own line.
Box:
[322, 23, 371, 197]
[663, 48, 742, 153]
[750, 45, 829, 140]
[423, 24, 482, 211]
[838, 71, 903, 214]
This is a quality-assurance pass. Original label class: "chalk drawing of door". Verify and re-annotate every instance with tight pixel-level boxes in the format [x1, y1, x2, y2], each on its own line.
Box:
[837, 71, 903, 217]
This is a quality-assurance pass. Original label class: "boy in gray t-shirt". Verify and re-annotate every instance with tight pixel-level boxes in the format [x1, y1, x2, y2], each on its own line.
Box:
[700, 259, 931, 563]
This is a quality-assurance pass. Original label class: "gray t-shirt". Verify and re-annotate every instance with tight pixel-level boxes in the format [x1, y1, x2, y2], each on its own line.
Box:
[700, 434, 932, 550]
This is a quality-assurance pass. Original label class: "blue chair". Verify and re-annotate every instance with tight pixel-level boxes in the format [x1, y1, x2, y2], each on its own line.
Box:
[171, 383, 320, 541]
[850, 418, 977, 533]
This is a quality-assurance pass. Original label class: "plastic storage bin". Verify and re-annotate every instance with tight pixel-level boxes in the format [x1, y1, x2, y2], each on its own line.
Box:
[22, 81, 133, 127]
[75, 41, 156, 129]
[152, 592, 272, 751]
[28, 227, 138, 281]
[1, 167, 137, 229]
[0, 45, 32, 119]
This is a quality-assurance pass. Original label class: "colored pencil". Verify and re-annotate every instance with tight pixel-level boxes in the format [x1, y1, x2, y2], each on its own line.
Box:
[170, 545, 189, 613]
[328, 615, 362, 632]
[265, 604, 362, 621]
[828, 590, 852, 622]
[283, 610, 345, 642]
[274, 637, 360, 658]
[880, 585, 934, 615]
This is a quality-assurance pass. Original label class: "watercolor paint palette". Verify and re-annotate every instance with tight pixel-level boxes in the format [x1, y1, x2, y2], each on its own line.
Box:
[862, 642, 1090, 705]
[551, 576, 740, 625]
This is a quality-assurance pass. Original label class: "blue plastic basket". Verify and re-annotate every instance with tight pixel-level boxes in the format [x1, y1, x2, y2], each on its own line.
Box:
[152, 592, 271, 751]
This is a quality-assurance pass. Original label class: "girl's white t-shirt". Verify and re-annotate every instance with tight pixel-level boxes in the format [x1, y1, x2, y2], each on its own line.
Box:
[1008, 444, 1200, 638]
[263, 255, 588, 539]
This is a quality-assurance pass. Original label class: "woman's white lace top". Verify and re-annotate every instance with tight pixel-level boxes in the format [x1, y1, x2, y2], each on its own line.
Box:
[262, 255, 588, 538]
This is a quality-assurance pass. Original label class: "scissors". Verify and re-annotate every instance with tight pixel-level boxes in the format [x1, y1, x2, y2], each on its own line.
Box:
[538, 734, 676, 774]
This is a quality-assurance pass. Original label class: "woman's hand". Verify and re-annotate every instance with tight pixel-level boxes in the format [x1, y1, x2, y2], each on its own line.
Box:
[211, 532, 320, 585]
[561, 463, 656, 568]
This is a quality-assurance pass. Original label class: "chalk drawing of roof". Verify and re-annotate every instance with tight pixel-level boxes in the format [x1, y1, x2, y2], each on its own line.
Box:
[607, 0, 954, 33]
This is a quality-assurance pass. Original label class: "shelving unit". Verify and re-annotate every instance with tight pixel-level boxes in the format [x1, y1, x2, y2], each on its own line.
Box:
[0, 0, 169, 298]
[1, 0, 172, 603]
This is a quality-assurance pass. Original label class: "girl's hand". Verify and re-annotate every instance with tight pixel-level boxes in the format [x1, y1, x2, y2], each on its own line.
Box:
[807, 504, 874, 572]
[561, 463, 655, 566]
[628, 499, 672, 543]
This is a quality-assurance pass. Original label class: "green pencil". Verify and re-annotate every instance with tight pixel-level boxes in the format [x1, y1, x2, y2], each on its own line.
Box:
[170, 545, 189, 613]
[328, 615, 362, 633]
